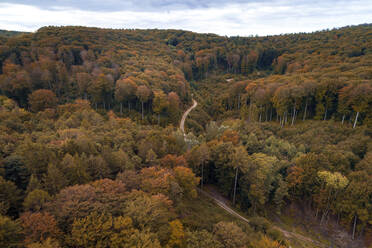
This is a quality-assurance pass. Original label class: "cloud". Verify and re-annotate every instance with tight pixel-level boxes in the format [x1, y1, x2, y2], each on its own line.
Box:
[0, 0, 262, 12]
[0, 0, 371, 36]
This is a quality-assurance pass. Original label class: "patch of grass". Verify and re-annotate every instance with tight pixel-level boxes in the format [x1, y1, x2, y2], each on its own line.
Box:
[176, 195, 240, 231]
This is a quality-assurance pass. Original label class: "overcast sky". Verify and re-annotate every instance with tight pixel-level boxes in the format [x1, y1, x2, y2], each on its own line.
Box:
[0, 0, 371, 36]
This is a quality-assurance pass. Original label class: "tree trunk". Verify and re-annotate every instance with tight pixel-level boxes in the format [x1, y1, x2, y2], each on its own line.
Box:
[326, 213, 330, 225]
[320, 209, 329, 225]
[285, 112, 286, 124]
[233, 167, 238, 205]
[270, 107, 273, 121]
[237, 95, 240, 110]
[141, 101, 144, 120]
[352, 214, 357, 240]
[158, 114, 160, 125]
[303, 99, 308, 121]
[284, 111, 288, 125]
[280, 116, 284, 128]
[361, 223, 365, 236]
[353, 112, 359, 129]
[201, 163, 204, 189]
[323, 107, 327, 121]
[57, 87, 61, 97]
[342, 114, 345, 125]
[249, 104, 252, 122]
[259, 112, 262, 122]
[120, 102, 122, 114]
[291, 105, 296, 126]
[128, 100, 131, 111]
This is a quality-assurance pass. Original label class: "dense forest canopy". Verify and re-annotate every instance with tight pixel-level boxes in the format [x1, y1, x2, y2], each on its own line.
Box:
[0, 25, 371, 126]
[0, 24, 371, 248]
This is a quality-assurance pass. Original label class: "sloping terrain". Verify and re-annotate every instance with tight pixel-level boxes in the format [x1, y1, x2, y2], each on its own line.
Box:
[0, 25, 371, 248]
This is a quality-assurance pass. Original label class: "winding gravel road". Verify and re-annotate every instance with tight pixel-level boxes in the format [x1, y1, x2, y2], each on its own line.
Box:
[180, 99, 197, 136]
[179, 100, 323, 246]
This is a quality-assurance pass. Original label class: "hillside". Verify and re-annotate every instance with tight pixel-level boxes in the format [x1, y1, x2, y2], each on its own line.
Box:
[0, 25, 371, 248]
[0, 29, 28, 38]
[0, 25, 371, 127]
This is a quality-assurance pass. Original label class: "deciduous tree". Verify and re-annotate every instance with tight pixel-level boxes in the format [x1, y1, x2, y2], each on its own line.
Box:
[20, 212, 60, 244]
[28, 89, 57, 112]
[136, 85, 151, 120]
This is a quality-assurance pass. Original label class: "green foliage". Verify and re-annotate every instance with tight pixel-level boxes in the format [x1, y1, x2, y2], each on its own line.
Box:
[14, 140, 56, 180]
[2, 155, 29, 190]
[23, 189, 51, 212]
[317, 170, 349, 190]
[43, 164, 67, 195]
[0, 29, 28, 38]
[26, 175, 41, 194]
[26, 238, 61, 248]
[174, 166, 199, 199]
[0, 176, 21, 216]
[185, 229, 223, 248]
[0, 24, 371, 247]
[244, 153, 279, 212]
[123, 191, 174, 232]
[70, 212, 143, 248]
[213, 221, 249, 248]
[0, 214, 23, 248]
[249, 216, 271, 233]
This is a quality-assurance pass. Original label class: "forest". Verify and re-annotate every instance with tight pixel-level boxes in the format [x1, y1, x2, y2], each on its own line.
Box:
[0, 24, 371, 248]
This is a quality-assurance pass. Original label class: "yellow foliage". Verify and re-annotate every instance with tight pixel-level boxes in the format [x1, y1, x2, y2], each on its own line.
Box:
[252, 235, 286, 248]
[167, 219, 185, 248]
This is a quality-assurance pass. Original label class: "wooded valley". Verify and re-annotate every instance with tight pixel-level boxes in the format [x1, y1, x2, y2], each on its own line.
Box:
[0, 24, 371, 248]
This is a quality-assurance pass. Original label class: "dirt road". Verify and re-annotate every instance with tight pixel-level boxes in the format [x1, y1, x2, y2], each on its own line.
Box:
[198, 188, 324, 247]
[180, 99, 197, 136]
[180, 100, 323, 246]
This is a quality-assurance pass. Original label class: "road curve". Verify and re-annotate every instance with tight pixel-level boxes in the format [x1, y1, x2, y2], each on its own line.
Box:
[179, 100, 322, 246]
[180, 99, 197, 136]
[198, 188, 322, 246]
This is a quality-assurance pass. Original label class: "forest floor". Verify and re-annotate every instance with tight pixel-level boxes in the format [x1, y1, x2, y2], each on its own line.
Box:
[199, 185, 366, 248]
[275, 201, 367, 248]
